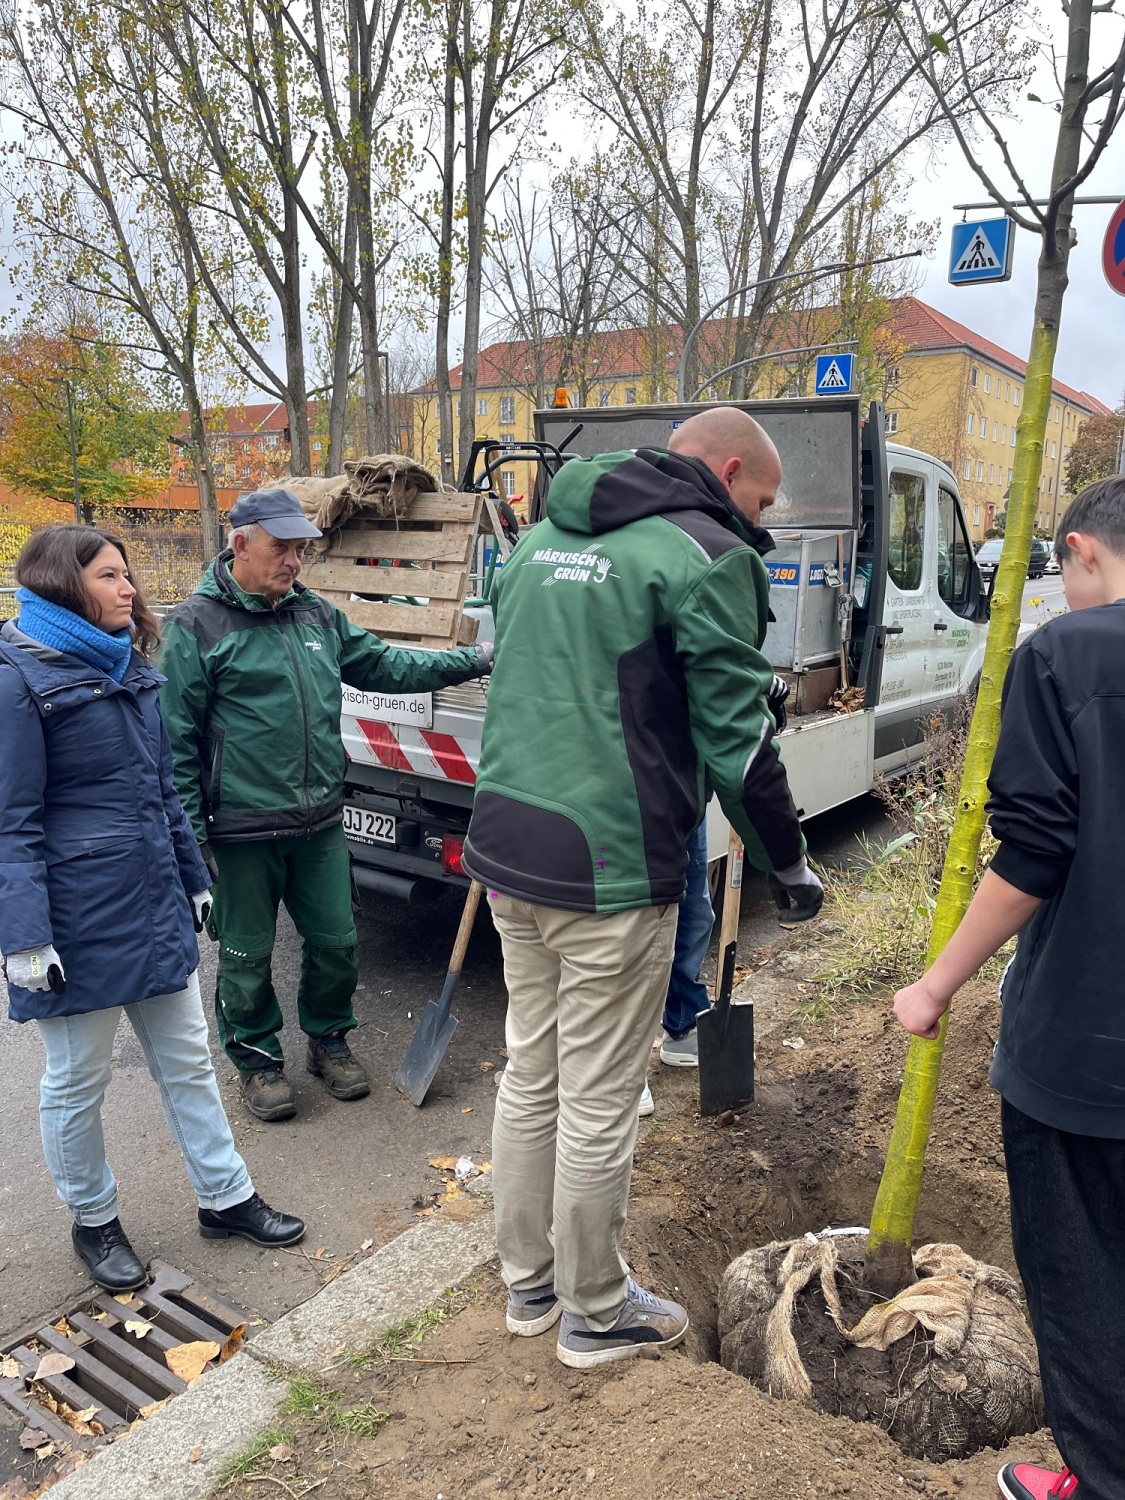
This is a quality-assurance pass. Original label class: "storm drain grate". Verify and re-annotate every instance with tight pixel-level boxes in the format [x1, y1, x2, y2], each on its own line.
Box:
[0, 1262, 257, 1451]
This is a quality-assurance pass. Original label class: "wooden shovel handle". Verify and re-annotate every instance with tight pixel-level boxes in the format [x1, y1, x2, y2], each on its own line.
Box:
[712, 830, 745, 1002]
[449, 880, 483, 976]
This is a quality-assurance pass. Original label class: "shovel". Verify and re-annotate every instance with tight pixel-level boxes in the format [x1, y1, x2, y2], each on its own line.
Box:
[395, 880, 482, 1106]
[697, 830, 754, 1117]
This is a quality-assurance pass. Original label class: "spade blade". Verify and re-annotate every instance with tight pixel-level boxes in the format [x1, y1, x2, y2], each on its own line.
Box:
[394, 998, 459, 1106]
[696, 999, 755, 1117]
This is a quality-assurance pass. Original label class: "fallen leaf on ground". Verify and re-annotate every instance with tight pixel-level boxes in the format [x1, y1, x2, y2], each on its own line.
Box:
[219, 1325, 246, 1363]
[428, 1156, 458, 1170]
[268, 1444, 293, 1463]
[57, 1403, 101, 1436]
[139, 1399, 167, 1420]
[165, 1341, 220, 1384]
[360, 1238, 373, 1252]
[0, 1356, 20, 1378]
[498, 1047, 509, 1058]
[461, 1106, 473, 1114]
[313, 1246, 330, 1261]
[188, 1446, 203, 1463]
[124, 1319, 152, 1338]
[90, 1311, 109, 1324]
[52, 1319, 74, 1338]
[18, 1428, 49, 1451]
[33, 1352, 75, 1381]
[478, 1059, 494, 1072]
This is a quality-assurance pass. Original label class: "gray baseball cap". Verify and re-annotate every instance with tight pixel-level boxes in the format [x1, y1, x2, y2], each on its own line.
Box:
[228, 487, 322, 539]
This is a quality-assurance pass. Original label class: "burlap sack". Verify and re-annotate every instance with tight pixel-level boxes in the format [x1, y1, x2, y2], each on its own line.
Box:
[718, 1232, 1042, 1460]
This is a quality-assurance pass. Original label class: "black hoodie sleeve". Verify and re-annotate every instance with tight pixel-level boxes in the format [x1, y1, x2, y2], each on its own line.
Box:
[986, 639, 1079, 899]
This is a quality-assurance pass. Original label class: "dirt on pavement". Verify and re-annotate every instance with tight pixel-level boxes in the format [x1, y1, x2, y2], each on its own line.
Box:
[216, 968, 1059, 1500]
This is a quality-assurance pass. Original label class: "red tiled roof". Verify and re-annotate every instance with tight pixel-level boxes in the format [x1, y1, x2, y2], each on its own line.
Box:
[175, 400, 320, 439]
[430, 298, 1110, 417]
[886, 299, 1111, 415]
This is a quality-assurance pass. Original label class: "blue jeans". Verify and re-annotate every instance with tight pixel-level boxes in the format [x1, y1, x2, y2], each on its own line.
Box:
[37, 971, 253, 1227]
[663, 822, 714, 1039]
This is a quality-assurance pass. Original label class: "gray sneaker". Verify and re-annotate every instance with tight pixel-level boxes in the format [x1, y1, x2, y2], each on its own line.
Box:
[506, 1282, 561, 1336]
[556, 1278, 688, 1368]
[659, 1029, 699, 1067]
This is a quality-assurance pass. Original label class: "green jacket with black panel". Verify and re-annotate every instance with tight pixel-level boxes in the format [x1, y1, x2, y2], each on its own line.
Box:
[159, 551, 485, 850]
[462, 447, 804, 914]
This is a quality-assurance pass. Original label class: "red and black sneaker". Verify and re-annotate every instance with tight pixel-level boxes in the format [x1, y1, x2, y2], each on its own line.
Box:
[998, 1464, 1079, 1500]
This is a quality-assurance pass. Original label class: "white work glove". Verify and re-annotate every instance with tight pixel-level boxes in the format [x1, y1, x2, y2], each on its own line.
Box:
[190, 892, 213, 934]
[473, 641, 494, 675]
[5, 944, 66, 993]
[768, 858, 825, 923]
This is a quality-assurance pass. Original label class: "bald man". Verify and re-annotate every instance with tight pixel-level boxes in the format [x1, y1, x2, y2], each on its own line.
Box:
[463, 406, 821, 1371]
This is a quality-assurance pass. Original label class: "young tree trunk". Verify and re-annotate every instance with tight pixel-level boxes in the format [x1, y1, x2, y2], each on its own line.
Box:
[327, 202, 359, 476]
[865, 0, 1094, 1301]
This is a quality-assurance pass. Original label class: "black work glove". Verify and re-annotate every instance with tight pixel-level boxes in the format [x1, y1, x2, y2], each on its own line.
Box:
[768, 858, 824, 923]
[767, 674, 790, 734]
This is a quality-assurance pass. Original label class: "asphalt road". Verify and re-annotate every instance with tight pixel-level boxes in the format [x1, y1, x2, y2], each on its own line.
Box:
[1020, 572, 1067, 625]
[0, 794, 890, 1353]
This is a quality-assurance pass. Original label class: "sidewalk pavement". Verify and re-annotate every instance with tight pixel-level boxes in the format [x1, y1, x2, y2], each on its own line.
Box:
[43, 1213, 497, 1500]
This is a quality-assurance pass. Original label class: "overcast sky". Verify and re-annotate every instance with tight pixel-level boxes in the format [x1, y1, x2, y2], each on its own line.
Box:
[903, 10, 1125, 407]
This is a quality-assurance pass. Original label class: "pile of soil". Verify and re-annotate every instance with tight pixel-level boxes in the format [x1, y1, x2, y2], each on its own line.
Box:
[217, 978, 1058, 1500]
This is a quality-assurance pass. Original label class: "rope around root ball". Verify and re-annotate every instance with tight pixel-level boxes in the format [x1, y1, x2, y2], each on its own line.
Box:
[717, 1233, 1043, 1460]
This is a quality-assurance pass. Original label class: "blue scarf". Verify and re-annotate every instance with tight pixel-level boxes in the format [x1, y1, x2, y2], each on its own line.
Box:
[16, 588, 134, 683]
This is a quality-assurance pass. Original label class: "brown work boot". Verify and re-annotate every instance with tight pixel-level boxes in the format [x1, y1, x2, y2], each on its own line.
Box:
[240, 1067, 297, 1121]
[305, 1032, 370, 1101]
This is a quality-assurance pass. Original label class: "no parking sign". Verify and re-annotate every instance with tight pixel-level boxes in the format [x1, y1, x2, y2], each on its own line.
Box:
[1103, 199, 1125, 296]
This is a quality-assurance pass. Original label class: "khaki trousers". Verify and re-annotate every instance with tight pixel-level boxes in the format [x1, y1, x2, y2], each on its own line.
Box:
[489, 893, 678, 1328]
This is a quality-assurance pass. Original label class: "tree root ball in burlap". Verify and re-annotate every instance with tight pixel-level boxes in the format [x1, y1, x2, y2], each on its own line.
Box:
[717, 1232, 1043, 1461]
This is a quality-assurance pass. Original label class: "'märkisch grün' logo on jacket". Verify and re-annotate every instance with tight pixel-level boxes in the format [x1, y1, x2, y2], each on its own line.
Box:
[159, 551, 484, 850]
[462, 447, 805, 916]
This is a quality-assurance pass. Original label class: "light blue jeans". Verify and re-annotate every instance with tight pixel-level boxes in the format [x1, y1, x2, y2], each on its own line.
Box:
[37, 971, 253, 1227]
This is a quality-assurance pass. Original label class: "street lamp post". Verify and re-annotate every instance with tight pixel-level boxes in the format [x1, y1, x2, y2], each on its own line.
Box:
[687, 340, 859, 403]
[675, 250, 923, 403]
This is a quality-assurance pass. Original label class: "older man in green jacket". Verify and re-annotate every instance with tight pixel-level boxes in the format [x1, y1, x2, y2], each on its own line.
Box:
[161, 488, 490, 1122]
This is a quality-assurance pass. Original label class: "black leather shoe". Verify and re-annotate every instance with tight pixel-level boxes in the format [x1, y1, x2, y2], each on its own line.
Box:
[72, 1218, 147, 1292]
[198, 1192, 305, 1247]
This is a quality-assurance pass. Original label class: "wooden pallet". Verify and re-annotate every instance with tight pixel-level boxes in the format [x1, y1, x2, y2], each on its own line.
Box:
[301, 490, 484, 648]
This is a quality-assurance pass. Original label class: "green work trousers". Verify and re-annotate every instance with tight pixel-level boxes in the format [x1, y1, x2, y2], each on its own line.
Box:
[209, 824, 358, 1074]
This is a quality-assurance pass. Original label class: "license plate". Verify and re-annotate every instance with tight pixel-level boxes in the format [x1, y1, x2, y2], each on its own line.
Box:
[342, 805, 396, 845]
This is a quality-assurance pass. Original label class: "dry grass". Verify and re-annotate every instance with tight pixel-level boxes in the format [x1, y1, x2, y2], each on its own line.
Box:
[815, 705, 1011, 1003]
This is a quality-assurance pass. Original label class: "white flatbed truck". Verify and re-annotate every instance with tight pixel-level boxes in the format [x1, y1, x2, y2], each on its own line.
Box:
[339, 396, 989, 900]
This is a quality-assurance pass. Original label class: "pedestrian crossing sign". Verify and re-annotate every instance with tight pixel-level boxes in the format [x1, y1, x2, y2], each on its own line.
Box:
[814, 353, 855, 395]
[948, 217, 1014, 285]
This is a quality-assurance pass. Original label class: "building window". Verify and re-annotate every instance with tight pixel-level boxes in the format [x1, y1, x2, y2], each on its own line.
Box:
[312, 440, 322, 452]
[1000, 425, 1006, 444]
[976, 461, 985, 482]
[970, 367, 979, 387]
[1014, 388, 1020, 407]
[989, 465, 995, 484]
[984, 373, 991, 394]
[596, 388, 610, 407]
[1008, 468, 1013, 484]
[885, 411, 899, 434]
[502, 470, 516, 498]
[499, 396, 515, 424]
[1011, 429, 1017, 447]
[1050, 441, 1057, 459]
[625, 388, 637, 405]
[478, 397, 489, 417]
[1005, 383, 1010, 401]
[966, 412, 975, 435]
[992, 422, 998, 441]
[1047, 475, 1053, 494]
[241, 441, 251, 454]
[241, 464, 252, 479]
[455, 400, 461, 417]
[887, 366, 902, 384]
[972, 505, 981, 527]
[963, 458, 972, 481]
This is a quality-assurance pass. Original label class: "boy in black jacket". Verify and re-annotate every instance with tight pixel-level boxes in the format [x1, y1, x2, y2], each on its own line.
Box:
[895, 477, 1125, 1500]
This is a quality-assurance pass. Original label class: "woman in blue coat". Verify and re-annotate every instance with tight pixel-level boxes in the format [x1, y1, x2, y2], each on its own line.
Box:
[0, 525, 304, 1291]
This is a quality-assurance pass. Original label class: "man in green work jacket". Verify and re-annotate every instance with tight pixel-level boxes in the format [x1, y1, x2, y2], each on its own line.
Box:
[161, 488, 491, 1122]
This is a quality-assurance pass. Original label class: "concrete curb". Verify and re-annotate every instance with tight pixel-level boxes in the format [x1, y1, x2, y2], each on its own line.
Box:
[42, 1213, 496, 1500]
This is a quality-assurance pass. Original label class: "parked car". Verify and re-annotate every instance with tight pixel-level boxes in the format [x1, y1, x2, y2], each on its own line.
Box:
[975, 537, 1051, 581]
